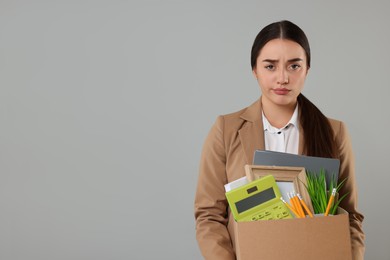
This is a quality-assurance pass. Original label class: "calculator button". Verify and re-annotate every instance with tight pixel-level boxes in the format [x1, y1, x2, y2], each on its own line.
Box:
[249, 202, 293, 221]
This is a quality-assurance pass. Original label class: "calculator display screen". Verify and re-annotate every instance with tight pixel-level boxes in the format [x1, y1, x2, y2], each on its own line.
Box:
[235, 187, 275, 213]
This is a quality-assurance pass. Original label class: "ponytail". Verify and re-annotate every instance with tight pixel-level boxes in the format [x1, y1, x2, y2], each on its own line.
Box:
[297, 94, 338, 158]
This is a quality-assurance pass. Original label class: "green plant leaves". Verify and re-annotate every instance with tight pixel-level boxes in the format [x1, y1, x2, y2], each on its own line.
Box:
[304, 169, 348, 214]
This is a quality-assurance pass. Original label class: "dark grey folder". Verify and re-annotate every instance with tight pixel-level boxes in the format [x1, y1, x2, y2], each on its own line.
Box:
[253, 150, 340, 186]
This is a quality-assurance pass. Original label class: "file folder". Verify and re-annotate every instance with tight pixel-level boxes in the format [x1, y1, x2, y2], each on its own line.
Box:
[253, 150, 340, 186]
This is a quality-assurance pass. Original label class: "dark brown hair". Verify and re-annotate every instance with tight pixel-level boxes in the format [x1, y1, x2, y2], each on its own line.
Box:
[251, 20, 311, 69]
[251, 20, 338, 158]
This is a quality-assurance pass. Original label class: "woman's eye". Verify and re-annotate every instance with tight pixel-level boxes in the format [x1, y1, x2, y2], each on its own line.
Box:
[265, 65, 275, 70]
[289, 64, 301, 70]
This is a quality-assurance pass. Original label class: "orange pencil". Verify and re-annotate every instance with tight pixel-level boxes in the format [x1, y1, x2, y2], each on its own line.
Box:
[280, 197, 301, 218]
[289, 192, 304, 218]
[325, 188, 337, 216]
[288, 193, 298, 214]
[292, 192, 305, 218]
[297, 193, 313, 218]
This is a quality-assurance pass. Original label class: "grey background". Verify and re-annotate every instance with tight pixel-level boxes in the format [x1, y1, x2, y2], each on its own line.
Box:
[0, 1, 389, 259]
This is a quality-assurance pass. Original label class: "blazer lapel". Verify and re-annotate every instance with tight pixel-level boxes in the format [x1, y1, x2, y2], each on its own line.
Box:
[238, 99, 265, 164]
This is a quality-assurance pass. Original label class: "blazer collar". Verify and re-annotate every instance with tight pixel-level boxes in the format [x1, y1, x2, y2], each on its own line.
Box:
[238, 98, 305, 164]
[238, 99, 265, 164]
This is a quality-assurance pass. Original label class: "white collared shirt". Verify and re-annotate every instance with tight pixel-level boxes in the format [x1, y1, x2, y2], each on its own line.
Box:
[262, 105, 299, 154]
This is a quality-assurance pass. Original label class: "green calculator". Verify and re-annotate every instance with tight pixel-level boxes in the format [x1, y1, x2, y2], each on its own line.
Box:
[225, 175, 293, 222]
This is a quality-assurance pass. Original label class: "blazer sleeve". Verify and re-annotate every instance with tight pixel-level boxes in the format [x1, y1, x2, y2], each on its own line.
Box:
[194, 116, 235, 260]
[334, 121, 365, 260]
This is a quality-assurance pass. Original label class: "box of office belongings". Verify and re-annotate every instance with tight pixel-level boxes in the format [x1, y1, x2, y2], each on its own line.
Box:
[229, 165, 352, 260]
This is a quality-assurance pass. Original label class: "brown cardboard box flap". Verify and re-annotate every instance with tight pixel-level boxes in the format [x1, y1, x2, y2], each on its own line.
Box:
[234, 208, 352, 260]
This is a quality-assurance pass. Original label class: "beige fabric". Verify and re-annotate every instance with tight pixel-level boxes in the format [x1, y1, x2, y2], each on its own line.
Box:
[194, 98, 365, 260]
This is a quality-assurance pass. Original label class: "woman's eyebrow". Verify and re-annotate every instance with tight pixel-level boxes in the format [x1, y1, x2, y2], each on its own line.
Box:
[261, 58, 303, 63]
[262, 59, 278, 63]
[288, 58, 304, 62]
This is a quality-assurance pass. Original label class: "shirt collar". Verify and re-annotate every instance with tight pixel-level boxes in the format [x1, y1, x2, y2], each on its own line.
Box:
[262, 105, 299, 133]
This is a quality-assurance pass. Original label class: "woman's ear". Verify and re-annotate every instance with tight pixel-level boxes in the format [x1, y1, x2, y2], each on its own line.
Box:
[252, 69, 258, 79]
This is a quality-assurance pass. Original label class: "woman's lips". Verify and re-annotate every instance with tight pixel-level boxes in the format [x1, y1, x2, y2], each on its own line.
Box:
[273, 88, 290, 95]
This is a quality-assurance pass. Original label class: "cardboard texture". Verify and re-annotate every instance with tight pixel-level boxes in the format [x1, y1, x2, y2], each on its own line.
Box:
[234, 208, 352, 260]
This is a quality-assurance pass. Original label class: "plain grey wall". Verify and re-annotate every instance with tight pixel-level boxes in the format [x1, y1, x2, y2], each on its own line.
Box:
[1, 1, 389, 259]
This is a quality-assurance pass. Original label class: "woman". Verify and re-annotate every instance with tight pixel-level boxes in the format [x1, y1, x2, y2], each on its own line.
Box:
[194, 20, 365, 260]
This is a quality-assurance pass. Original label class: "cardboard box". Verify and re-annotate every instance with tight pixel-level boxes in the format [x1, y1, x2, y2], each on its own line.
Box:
[234, 208, 352, 260]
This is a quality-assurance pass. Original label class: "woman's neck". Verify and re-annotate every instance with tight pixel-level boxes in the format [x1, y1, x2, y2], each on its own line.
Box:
[261, 99, 297, 128]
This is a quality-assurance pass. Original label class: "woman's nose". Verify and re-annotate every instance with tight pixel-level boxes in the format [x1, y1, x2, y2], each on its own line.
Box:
[277, 69, 289, 85]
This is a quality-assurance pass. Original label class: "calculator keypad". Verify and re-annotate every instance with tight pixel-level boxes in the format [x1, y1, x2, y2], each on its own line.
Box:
[250, 202, 292, 221]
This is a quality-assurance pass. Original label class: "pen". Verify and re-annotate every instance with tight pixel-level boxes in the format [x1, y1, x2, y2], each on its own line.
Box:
[297, 193, 313, 218]
[324, 188, 337, 216]
[280, 197, 301, 218]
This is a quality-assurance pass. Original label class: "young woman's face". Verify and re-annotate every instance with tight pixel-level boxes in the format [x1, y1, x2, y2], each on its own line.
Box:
[252, 39, 309, 108]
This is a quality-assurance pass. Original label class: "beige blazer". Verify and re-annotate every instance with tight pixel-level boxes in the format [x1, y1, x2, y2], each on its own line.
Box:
[195, 98, 365, 260]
